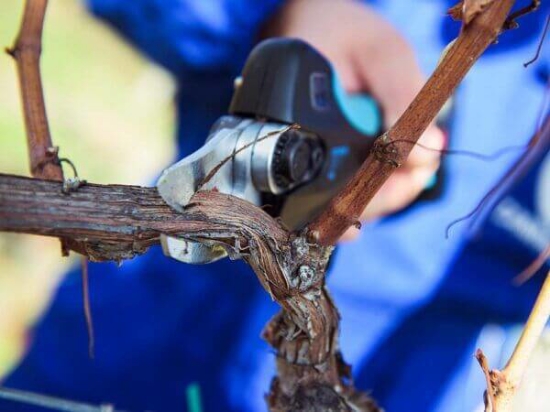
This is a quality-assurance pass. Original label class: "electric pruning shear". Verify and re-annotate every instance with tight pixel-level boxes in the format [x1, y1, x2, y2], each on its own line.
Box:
[157, 38, 395, 264]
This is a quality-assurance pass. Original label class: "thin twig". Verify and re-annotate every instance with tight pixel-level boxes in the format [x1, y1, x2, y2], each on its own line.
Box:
[7, 0, 76, 256]
[514, 244, 550, 285]
[503, 0, 541, 30]
[58, 157, 86, 194]
[388, 139, 527, 161]
[524, 14, 550, 67]
[445, 114, 550, 238]
[7, 0, 62, 180]
[81, 257, 95, 359]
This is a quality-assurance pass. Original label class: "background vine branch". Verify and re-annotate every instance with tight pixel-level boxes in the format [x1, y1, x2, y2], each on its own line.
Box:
[6, 0, 62, 181]
[477, 271, 550, 412]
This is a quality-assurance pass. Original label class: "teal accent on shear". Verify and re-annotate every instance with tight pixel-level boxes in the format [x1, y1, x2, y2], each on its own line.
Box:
[186, 383, 203, 412]
[332, 71, 382, 136]
[332, 72, 439, 191]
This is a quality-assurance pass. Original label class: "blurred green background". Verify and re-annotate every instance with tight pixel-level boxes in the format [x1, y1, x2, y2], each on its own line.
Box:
[0, 0, 175, 377]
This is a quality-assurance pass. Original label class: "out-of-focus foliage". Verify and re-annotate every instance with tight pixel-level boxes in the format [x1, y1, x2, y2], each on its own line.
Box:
[0, 0, 175, 377]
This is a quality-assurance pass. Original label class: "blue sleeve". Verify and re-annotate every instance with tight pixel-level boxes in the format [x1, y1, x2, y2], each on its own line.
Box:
[86, 0, 284, 75]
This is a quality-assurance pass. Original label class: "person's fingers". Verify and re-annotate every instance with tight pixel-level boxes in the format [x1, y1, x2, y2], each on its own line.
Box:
[340, 225, 361, 242]
[331, 56, 363, 93]
[353, 29, 424, 125]
[360, 157, 440, 220]
[404, 125, 446, 168]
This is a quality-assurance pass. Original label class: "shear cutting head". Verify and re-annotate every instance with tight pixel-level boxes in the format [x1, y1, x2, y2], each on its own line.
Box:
[156, 38, 383, 265]
[157, 116, 324, 264]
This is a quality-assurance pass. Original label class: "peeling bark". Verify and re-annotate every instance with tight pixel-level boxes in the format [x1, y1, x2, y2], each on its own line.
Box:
[0, 172, 379, 410]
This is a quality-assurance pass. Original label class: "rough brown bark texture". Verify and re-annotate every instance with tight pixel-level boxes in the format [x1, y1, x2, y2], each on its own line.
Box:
[0, 174, 293, 264]
[0, 172, 378, 410]
[0, 174, 184, 261]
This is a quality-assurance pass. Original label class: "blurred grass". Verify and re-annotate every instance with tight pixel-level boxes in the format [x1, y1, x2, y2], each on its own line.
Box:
[0, 0, 175, 377]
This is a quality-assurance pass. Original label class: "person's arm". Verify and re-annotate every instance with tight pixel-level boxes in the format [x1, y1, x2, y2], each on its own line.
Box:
[86, 0, 284, 74]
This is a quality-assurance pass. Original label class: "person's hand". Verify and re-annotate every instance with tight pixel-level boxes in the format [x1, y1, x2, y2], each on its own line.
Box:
[262, 0, 445, 240]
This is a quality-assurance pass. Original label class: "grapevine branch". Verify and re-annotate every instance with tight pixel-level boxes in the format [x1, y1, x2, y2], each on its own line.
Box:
[515, 244, 550, 284]
[6, 0, 62, 181]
